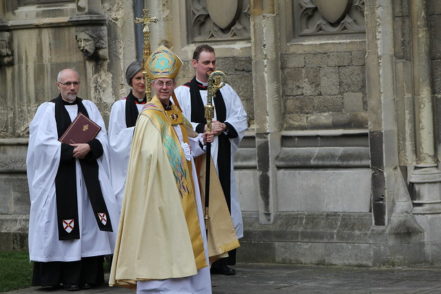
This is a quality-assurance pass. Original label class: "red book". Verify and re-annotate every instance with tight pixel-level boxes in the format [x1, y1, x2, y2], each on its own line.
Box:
[59, 113, 101, 144]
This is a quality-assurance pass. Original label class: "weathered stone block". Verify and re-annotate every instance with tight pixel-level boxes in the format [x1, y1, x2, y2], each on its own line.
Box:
[320, 67, 339, 95]
[283, 68, 303, 96]
[314, 95, 343, 113]
[236, 169, 258, 211]
[276, 242, 373, 266]
[347, 112, 369, 128]
[428, 0, 441, 15]
[238, 240, 276, 263]
[352, 50, 366, 66]
[227, 74, 253, 101]
[306, 113, 333, 129]
[176, 60, 194, 83]
[217, 57, 252, 74]
[300, 214, 340, 242]
[327, 52, 352, 67]
[304, 67, 321, 96]
[305, 53, 328, 67]
[331, 113, 353, 128]
[339, 66, 365, 93]
[336, 214, 373, 242]
[276, 169, 371, 212]
[373, 242, 426, 266]
[276, 242, 325, 264]
[0, 174, 29, 215]
[276, 146, 370, 168]
[0, 215, 29, 233]
[281, 133, 369, 148]
[285, 97, 314, 114]
[284, 114, 307, 129]
[324, 243, 373, 266]
[281, 53, 305, 68]
[0, 232, 28, 251]
[273, 213, 306, 231]
[344, 92, 364, 112]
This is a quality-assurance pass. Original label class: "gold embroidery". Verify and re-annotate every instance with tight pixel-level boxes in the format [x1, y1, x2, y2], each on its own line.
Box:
[165, 106, 183, 126]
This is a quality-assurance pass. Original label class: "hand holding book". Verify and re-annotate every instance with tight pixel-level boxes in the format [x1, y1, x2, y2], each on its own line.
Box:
[59, 113, 101, 144]
[71, 143, 91, 159]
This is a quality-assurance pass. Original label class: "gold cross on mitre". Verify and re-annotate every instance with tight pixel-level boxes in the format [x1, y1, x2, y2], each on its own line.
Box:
[134, 8, 158, 33]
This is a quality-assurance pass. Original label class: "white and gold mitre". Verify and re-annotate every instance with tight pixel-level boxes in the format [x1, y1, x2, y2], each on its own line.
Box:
[145, 45, 182, 79]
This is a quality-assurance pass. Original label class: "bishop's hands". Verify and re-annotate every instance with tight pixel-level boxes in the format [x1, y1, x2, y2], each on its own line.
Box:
[71, 143, 91, 159]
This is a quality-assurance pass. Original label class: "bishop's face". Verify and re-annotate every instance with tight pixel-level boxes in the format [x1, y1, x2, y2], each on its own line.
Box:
[152, 78, 175, 106]
[192, 51, 216, 83]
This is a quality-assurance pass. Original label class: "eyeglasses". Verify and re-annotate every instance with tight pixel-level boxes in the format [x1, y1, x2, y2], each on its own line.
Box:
[156, 80, 174, 88]
[58, 81, 80, 86]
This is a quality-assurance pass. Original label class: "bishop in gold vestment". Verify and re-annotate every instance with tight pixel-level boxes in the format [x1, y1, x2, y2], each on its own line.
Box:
[110, 46, 215, 293]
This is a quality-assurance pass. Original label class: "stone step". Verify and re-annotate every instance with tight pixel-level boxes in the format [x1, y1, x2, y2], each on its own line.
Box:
[238, 212, 426, 266]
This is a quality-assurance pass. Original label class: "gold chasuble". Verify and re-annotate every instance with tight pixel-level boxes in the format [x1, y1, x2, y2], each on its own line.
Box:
[110, 96, 206, 287]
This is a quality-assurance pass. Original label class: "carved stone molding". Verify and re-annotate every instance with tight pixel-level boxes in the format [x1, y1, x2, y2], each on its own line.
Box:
[75, 26, 108, 61]
[294, 0, 365, 37]
[187, 0, 250, 43]
[0, 32, 13, 66]
[75, 0, 103, 15]
[18, 0, 72, 4]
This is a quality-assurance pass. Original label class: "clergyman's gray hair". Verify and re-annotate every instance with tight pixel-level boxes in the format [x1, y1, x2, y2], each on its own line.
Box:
[57, 69, 80, 82]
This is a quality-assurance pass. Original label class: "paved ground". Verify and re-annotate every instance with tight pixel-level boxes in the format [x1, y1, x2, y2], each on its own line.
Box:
[8, 263, 441, 293]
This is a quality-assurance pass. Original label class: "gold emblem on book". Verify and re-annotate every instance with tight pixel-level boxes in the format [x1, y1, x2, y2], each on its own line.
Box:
[83, 124, 89, 132]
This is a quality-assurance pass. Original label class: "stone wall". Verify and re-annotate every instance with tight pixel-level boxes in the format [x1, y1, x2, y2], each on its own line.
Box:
[282, 49, 367, 130]
[0, 138, 28, 250]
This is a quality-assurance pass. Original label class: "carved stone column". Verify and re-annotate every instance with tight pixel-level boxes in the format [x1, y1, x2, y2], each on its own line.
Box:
[408, 0, 441, 214]
[365, 0, 419, 228]
[250, 0, 282, 224]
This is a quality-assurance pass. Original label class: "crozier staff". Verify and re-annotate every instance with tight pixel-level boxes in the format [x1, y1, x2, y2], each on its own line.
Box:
[175, 44, 248, 275]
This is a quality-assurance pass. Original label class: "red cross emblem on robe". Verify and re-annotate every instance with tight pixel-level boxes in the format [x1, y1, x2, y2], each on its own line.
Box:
[98, 213, 107, 225]
[62, 219, 75, 233]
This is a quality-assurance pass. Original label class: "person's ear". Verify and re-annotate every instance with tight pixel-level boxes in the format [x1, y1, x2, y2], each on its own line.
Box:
[191, 59, 198, 68]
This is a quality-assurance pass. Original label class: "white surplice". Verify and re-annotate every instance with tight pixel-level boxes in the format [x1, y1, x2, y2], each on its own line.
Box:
[175, 83, 248, 238]
[108, 99, 144, 207]
[27, 100, 119, 262]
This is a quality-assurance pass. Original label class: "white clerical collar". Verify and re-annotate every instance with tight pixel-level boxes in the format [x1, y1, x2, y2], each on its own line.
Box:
[196, 78, 208, 87]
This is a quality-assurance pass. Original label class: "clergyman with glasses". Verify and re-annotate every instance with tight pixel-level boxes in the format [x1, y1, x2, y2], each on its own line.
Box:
[26, 68, 119, 291]
[109, 46, 214, 293]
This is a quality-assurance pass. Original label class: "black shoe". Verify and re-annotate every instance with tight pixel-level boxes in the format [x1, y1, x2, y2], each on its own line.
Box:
[63, 284, 80, 291]
[81, 283, 93, 289]
[210, 263, 236, 276]
[38, 284, 61, 291]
